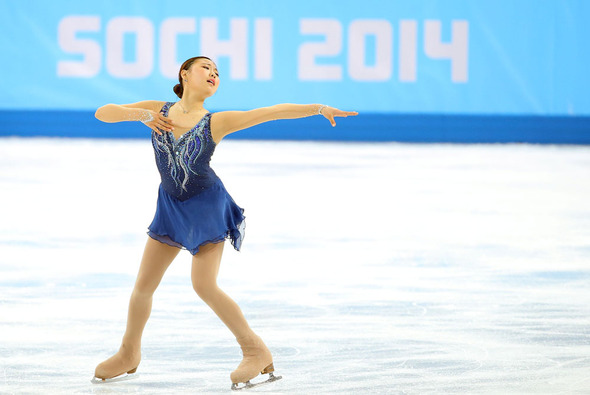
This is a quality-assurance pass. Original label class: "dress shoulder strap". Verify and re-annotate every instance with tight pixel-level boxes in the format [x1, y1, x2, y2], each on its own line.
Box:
[160, 101, 175, 115]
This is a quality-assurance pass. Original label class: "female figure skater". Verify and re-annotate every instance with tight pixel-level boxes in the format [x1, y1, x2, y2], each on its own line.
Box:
[92, 56, 357, 390]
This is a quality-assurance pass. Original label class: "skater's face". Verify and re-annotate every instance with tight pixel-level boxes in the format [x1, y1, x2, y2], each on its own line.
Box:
[182, 58, 220, 98]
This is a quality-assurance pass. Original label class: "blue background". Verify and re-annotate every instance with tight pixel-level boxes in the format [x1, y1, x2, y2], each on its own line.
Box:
[1, 0, 589, 142]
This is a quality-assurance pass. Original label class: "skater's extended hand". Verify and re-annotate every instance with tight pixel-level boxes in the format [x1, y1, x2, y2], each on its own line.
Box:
[321, 106, 358, 127]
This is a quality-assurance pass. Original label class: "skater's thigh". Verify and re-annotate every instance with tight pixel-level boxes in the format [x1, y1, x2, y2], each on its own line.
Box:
[191, 241, 225, 286]
[134, 237, 180, 294]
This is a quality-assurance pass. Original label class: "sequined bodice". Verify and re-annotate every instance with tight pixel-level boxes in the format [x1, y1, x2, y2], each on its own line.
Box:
[151, 102, 218, 201]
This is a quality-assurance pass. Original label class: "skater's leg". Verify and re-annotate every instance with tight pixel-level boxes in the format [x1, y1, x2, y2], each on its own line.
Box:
[94, 237, 180, 379]
[191, 241, 253, 339]
[191, 242, 273, 385]
[123, 237, 180, 347]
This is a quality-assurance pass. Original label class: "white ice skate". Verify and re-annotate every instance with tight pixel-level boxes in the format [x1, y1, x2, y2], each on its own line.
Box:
[91, 367, 139, 384]
[230, 335, 282, 390]
[231, 364, 282, 391]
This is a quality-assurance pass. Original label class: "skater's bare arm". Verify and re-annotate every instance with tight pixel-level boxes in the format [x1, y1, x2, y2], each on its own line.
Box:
[210, 104, 357, 142]
[95, 101, 173, 134]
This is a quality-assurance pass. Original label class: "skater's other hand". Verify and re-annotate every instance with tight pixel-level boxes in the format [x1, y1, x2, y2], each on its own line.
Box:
[321, 107, 358, 127]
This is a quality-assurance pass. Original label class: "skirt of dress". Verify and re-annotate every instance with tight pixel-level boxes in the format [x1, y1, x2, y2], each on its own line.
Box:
[147, 179, 245, 255]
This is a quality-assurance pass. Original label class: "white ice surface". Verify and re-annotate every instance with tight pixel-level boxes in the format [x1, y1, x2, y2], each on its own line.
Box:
[1, 138, 589, 394]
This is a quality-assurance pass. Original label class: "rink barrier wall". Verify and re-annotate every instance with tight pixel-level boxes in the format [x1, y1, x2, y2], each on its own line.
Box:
[0, 110, 589, 144]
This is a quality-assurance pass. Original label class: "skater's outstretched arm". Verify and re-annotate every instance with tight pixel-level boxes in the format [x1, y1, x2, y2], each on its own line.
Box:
[210, 104, 357, 142]
[94, 101, 173, 135]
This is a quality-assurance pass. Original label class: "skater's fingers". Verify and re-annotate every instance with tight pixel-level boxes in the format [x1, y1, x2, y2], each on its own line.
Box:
[326, 115, 336, 127]
[332, 109, 358, 117]
[155, 119, 173, 132]
[155, 114, 173, 131]
[336, 111, 358, 117]
[158, 123, 173, 132]
[157, 113, 174, 125]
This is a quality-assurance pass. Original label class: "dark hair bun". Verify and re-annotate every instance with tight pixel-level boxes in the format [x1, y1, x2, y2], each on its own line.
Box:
[173, 83, 183, 98]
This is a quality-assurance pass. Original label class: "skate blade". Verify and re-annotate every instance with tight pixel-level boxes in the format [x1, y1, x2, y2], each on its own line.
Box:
[231, 372, 282, 391]
[91, 371, 139, 384]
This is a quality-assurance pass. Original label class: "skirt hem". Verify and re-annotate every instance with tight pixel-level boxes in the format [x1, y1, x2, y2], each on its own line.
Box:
[147, 225, 244, 255]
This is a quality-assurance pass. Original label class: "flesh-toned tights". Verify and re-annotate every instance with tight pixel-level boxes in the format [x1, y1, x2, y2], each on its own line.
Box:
[94, 237, 254, 378]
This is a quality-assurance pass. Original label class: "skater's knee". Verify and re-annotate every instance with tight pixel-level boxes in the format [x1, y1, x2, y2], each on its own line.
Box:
[192, 277, 218, 301]
[132, 282, 157, 299]
[133, 272, 165, 296]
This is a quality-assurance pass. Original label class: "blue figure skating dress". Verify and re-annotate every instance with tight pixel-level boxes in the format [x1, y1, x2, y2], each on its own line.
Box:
[147, 102, 245, 255]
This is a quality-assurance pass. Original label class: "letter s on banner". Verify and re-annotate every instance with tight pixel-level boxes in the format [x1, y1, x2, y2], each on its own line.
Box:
[57, 16, 101, 78]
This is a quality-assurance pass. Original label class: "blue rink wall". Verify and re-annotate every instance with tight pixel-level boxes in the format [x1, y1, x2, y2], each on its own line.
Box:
[1, 111, 588, 144]
[1, 0, 589, 143]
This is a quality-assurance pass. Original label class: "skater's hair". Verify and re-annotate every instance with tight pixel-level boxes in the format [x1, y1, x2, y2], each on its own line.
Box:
[173, 56, 214, 98]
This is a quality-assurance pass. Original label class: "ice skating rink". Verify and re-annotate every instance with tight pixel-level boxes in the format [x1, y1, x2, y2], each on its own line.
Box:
[1, 137, 589, 394]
